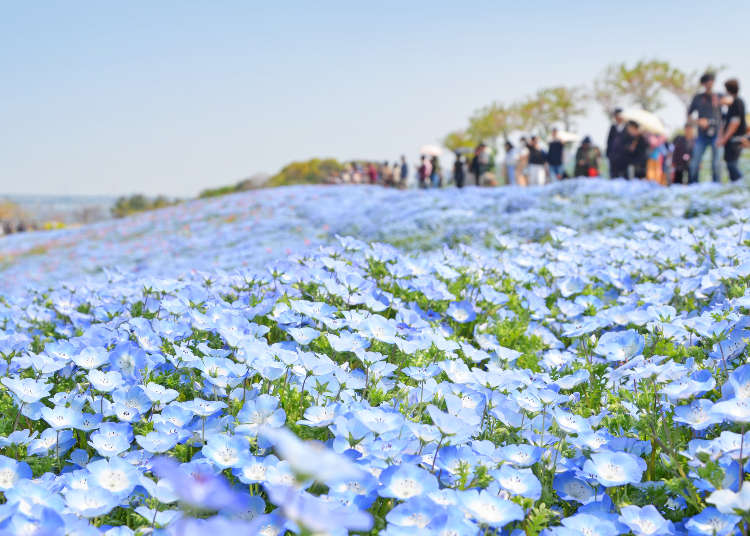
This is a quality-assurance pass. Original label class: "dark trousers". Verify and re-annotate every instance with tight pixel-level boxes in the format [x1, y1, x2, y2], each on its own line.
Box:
[727, 160, 743, 181]
[673, 167, 688, 185]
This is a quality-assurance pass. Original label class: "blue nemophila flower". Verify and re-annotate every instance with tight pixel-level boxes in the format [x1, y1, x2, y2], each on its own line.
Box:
[711, 397, 750, 424]
[87, 457, 140, 498]
[152, 457, 250, 513]
[1, 376, 52, 404]
[180, 398, 227, 418]
[618, 504, 671, 536]
[71, 346, 109, 369]
[385, 496, 446, 529]
[459, 489, 524, 528]
[41, 404, 83, 430]
[136, 431, 180, 453]
[446, 301, 476, 323]
[594, 329, 644, 362]
[582, 450, 645, 487]
[261, 426, 365, 483]
[0, 455, 32, 491]
[88, 369, 122, 393]
[684, 507, 741, 536]
[89, 422, 133, 457]
[379, 464, 438, 499]
[553, 471, 596, 504]
[560, 512, 621, 536]
[265, 483, 373, 534]
[707, 485, 750, 514]
[673, 399, 722, 431]
[65, 486, 120, 518]
[491, 465, 542, 500]
[236, 394, 286, 436]
[202, 433, 251, 469]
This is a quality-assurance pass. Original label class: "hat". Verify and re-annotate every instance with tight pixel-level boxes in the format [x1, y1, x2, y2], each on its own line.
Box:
[613, 107, 623, 115]
[582, 136, 592, 144]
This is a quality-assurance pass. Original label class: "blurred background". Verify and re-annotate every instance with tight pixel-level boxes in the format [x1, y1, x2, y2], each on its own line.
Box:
[1, 1, 748, 226]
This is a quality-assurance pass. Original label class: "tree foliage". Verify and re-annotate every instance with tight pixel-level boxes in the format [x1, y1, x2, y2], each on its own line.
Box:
[111, 195, 177, 218]
[266, 158, 344, 187]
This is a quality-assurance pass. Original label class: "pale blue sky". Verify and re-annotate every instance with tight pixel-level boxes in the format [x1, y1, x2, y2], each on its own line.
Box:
[1, 1, 748, 196]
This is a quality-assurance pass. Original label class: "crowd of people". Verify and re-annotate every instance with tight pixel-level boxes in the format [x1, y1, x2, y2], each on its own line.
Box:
[327, 73, 746, 189]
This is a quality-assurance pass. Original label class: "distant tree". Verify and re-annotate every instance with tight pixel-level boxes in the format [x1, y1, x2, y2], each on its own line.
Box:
[467, 103, 515, 147]
[513, 97, 552, 137]
[267, 158, 343, 187]
[111, 194, 177, 218]
[535, 86, 588, 131]
[442, 130, 475, 152]
[594, 59, 679, 112]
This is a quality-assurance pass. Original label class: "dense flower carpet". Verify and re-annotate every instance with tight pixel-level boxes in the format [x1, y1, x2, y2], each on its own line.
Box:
[1, 180, 750, 535]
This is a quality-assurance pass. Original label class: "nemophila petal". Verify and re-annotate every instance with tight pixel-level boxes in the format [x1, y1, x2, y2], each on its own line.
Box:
[1, 376, 52, 404]
[87, 457, 140, 498]
[560, 512, 621, 536]
[88, 369, 122, 393]
[143, 382, 179, 405]
[385, 496, 445, 528]
[491, 465, 541, 500]
[151, 457, 250, 513]
[179, 398, 227, 417]
[684, 507, 741, 536]
[378, 464, 438, 499]
[71, 346, 109, 370]
[446, 301, 476, 323]
[265, 484, 373, 533]
[594, 329, 644, 362]
[582, 450, 645, 487]
[707, 485, 750, 514]
[64, 486, 120, 518]
[261, 426, 365, 483]
[618, 504, 670, 536]
[673, 399, 722, 431]
[459, 489, 524, 528]
[136, 431, 179, 453]
[202, 433, 250, 469]
[0, 455, 32, 491]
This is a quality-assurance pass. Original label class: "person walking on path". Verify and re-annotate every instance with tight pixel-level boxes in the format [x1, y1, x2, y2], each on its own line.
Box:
[606, 108, 626, 178]
[718, 78, 746, 182]
[621, 122, 648, 179]
[547, 128, 565, 181]
[688, 72, 722, 183]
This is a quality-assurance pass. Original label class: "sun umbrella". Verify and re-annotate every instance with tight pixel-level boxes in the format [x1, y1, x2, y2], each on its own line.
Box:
[555, 130, 580, 143]
[620, 108, 667, 136]
[420, 144, 444, 157]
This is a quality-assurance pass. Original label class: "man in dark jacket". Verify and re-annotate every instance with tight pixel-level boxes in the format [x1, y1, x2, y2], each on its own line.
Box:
[606, 108, 626, 178]
[687, 72, 722, 183]
[718, 78, 746, 182]
[547, 128, 564, 181]
[622, 121, 648, 179]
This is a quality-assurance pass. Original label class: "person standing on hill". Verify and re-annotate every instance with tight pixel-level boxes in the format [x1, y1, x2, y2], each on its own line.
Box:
[606, 108, 626, 178]
[525, 136, 548, 186]
[399, 155, 409, 186]
[453, 152, 466, 188]
[367, 162, 378, 184]
[430, 156, 441, 188]
[622, 121, 648, 179]
[547, 128, 564, 181]
[574, 136, 601, 177]
[671, 123, 695, 185]
[688, 72, 722, 183]
[504, 141, 518, 185]
[718, 78, 746, 182]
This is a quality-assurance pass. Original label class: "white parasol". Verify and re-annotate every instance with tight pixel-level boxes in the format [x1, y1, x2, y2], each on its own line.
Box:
[620, 108, 667, 136]
[420, 144, 444, 157]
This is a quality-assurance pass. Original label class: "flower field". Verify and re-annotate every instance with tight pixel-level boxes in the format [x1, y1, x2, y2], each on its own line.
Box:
[3, 179, 750, 535]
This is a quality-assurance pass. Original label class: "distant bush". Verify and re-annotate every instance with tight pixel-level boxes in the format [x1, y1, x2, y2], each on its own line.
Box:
[266, 158, 343, 187]
[111, 195, 177, 218]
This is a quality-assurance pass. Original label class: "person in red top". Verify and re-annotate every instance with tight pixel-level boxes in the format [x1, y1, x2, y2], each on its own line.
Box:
[367, 162, 377, 184]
